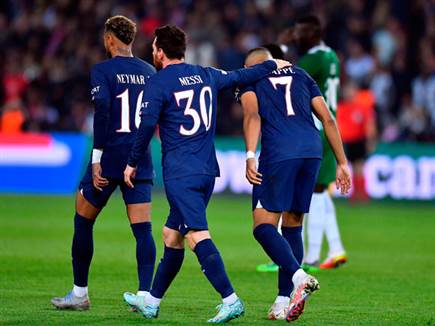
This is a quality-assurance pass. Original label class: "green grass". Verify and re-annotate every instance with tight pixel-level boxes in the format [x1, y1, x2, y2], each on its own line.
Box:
[1, 194, 435, 325]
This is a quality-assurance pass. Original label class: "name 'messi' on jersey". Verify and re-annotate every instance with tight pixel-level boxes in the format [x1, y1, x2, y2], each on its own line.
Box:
[116, 74, 146, 85]
[178, 75, 204, 86]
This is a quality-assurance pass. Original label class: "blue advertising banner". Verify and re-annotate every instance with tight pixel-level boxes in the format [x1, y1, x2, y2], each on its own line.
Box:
[0, 133, 88, 194]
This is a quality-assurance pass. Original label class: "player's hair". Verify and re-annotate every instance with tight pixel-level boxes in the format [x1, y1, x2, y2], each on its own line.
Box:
[296, 15, 322, 38]
[154, 25, 187, 60]
[262, 43, 285, 59]
[104, 15, 137, 45]
[246, 47, 271, 57]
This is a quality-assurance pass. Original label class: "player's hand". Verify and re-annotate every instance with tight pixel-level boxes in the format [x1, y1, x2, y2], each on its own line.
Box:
[274, 59, 291, 70]
[336, 163, 352, 195]
[92, 163, 109, 191]
[124, 164, 137, 188]
[246, 158, 262, 185]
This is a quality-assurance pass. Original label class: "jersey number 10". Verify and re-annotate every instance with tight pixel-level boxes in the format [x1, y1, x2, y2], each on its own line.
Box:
[116, 89, 143, 133]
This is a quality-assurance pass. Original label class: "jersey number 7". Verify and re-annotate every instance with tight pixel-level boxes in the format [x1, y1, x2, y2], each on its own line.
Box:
[269, 76, 295, 116]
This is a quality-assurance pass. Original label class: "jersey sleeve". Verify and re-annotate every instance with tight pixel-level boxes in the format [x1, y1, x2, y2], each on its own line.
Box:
[305, 71, 322, 99]
[235, 85, 255, 103]
[128, 80, 164, 167]
[90, 65, 111, 149]
[207, 60, 277, 91]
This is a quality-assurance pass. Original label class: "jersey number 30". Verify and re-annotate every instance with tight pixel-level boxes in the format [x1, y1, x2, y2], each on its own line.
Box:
[269, 76, 295, 116]
[174, 87, 213, 136]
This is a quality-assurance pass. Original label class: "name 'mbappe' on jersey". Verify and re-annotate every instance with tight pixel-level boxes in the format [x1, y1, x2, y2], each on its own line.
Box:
[89, 56, 156, 180]
[240, 66, 323, 164]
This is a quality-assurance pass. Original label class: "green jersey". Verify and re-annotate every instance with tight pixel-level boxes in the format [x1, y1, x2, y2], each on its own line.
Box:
[298, 43, 340, 185]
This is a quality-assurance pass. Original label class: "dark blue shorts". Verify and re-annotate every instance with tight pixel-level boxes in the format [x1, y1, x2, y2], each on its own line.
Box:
[252, 158, 321, 213]
[164, 175, 215, 236]
[79, 168, 152, 208]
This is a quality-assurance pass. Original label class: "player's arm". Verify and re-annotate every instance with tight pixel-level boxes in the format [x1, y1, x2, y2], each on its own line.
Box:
[209, 59, 290, 91]
[90, 66, 110, 191]
[124, 84, 163, 188]
[311, 96, 351, 194]
[241, 89, 262, 185]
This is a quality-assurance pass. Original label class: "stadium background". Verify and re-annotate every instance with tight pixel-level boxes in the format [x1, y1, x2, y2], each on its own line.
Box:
[0, 0, 434, 325]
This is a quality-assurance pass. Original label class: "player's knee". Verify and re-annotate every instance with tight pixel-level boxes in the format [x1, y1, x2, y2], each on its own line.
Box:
[252, 209, 280, 229]
[75, 191, 100, 220]
[127, 203, 151, 224]
[282, 212, 304, 226]
[162, 227, 184, 249]
[185, 230, 211, 250]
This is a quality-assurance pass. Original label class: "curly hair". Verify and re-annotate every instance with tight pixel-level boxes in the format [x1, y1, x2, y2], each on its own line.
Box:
[104, 15, 136, 45]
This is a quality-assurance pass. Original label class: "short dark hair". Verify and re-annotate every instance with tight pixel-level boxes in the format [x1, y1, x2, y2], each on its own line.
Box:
[262, 43, 285, 59]
[104, 15, 136, 45]
[296, 15, 322, 38]
[154, 25, 187, 60]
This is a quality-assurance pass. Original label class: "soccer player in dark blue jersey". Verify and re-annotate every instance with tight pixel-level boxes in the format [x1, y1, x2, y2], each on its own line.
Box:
[123, 25, 290, 323]
[51, 16, 157, 310]
[239, 48, 351, 322]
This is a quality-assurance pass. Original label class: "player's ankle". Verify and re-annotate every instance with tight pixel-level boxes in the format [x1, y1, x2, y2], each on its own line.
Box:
[275, 296, 290, 305]
[292, 269, 308, 287]
[222, 292, 238, 305]
[146, 293, 162, 306]
[73, 285, 88, 297]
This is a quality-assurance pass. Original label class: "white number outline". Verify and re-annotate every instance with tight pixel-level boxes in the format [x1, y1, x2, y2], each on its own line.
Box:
[116, 89, 144, 133]
[174, 86, 213, 136]
[268, 76, 295, 116]
[325, 77, 339, 112]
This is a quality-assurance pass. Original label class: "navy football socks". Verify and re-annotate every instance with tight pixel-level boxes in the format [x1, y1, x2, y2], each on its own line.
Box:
[150, 246, 185, 299]
[72, 213, 95, 287]
[278, 226, 304, 296]
[253, 224, 300, 284]
[131, 222, 156, 291]
[194, 239, 235, 298]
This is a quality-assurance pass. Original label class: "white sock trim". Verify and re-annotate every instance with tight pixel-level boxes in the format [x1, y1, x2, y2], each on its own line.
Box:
[275, 295, 290, 305]
[73, 285, 88, 297]
[137, 290, 149, 296]
[146, 293, 162, 306]
[292, 269, 308, 287]
[222, 293, 238, 305]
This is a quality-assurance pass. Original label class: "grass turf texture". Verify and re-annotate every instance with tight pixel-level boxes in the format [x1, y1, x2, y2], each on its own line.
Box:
[0, 194, 434, 325]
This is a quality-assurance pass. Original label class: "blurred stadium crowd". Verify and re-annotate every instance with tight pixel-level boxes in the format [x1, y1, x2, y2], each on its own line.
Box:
[0, 0, 434, 141]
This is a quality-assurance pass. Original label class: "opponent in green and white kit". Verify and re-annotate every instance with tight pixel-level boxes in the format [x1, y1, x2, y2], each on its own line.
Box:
[295, 16, 347, 272]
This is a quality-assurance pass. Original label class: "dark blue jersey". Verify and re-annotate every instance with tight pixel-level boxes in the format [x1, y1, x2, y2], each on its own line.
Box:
[128, 60, 278, 180]
[90, 56, 156, 180]
[240, 66, 323, 163]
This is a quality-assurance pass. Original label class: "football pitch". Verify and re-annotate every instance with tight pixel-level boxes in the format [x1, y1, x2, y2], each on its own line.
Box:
[1, 194, 434, 325]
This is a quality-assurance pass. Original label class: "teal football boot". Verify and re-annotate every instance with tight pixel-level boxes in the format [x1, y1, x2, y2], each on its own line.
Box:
[207, 298, 245, 323]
